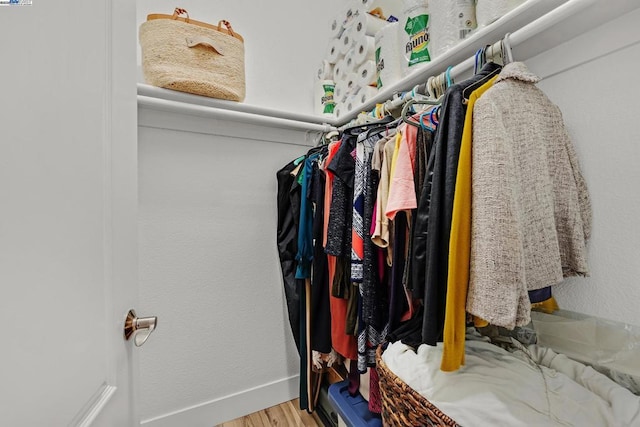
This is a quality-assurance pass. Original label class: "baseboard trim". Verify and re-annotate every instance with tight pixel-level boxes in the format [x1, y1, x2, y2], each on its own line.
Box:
[140, 376, 300, 427]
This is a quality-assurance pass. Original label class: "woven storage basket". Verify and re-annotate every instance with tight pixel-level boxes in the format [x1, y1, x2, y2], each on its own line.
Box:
[375, 346, 460, 427]
[139, 8, 245, 102]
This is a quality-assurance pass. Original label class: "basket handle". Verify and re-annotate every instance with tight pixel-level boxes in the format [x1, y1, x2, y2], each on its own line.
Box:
[217, 20, 236, 38]
[172, 7, 189, 23]
[185, 36, 225, 56]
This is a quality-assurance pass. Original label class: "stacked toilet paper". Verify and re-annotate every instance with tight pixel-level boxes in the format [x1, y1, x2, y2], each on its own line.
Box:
[316, 2, 500, 117]
[316, 0, 402, 118]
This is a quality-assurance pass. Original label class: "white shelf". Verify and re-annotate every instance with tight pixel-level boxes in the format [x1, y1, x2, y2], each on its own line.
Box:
[137, 0, 640, 130]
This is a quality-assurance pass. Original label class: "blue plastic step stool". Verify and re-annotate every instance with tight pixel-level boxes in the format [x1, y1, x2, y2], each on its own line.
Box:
[328, 380, 382, 427]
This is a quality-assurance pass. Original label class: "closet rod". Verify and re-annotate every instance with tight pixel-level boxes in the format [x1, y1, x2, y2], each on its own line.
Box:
[138, 96, 338, 133]
[334, 0, 600, 126]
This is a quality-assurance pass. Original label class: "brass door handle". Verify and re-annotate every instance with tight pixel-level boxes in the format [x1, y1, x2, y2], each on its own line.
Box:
[124, 309, 158, 347]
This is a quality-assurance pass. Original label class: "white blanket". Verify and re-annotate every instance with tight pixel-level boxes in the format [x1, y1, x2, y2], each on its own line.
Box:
[382, 334, 640, 426]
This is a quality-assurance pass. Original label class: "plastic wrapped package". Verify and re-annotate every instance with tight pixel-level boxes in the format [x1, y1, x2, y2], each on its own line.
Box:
[532, 309, 640, 394]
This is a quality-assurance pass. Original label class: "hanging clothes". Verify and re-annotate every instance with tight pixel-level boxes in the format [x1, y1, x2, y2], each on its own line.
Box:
[414, 62, 503, 346]
[441, 74, 499, 372]
[466, 62, 592, 330]
[310, 159, 332, 354]
[276, 159, 304, 351]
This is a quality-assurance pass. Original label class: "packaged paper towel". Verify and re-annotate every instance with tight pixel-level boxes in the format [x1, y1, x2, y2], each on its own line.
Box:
[430, 0, 477, 58]
[314, 80, 336, 116]
[399, 0, 431, 74]
[375, 22, 403, 89]
[476, 0, 527, 27]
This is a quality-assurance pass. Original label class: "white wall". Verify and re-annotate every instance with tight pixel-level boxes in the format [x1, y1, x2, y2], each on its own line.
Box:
[524, 8, 640, 326]
[136, 0, 342, 115]
[137, 110, 314, 426]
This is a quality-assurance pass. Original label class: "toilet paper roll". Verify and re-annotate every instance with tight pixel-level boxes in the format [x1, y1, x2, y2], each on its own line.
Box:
[314, 80, 336, 116]
[400, 0, 431, 75]
[352, 36, 376, 66]
[350, 12, 389, 37]
[345, 72, 359, 94]
[333, 58, 349, 82]
[358, 85, 378, 105]
[344, 48, 358, 74]
[345, 94, 359, 112]
[316, 60, 335, 81]
[361, 0, 403, 20]
[430, 0, 476, 57]
[326, 37, 342, 64]
[476, 0, 526, 27]
[334, 80, 348, 104]
[339, 28, 357, 55]
[374, 22, 403, 89]
[328, 16, 345, 39]
[356, 60, 377, 87]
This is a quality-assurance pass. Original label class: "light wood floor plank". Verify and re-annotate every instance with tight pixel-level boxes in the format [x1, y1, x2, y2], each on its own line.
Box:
[217, 399, 323, 427]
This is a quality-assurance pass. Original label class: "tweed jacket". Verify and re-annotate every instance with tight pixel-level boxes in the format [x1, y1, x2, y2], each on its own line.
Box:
[466, 62, 592, 330]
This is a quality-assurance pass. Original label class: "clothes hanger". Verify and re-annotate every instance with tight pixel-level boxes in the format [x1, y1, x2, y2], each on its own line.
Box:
[401, 94, 443, 128]
[462, 64, 502, 103]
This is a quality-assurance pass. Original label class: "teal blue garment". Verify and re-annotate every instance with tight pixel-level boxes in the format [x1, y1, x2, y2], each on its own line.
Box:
[295, 153, 321, 279]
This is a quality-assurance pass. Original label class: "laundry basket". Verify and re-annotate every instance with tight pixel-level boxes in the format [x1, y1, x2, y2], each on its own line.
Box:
[375, 346, 460, 427]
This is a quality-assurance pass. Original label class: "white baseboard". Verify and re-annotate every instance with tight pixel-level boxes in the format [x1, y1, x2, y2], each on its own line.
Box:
[140, 375, 300, 427]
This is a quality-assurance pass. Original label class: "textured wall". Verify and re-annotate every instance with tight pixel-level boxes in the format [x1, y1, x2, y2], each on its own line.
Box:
[527, 9, 640, 326]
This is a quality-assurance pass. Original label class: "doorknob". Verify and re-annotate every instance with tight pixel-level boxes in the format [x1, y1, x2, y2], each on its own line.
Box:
[124, 309, 158, 347]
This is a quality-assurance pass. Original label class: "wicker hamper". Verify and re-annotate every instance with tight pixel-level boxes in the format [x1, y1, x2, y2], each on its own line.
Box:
[375, 346, 460, 427]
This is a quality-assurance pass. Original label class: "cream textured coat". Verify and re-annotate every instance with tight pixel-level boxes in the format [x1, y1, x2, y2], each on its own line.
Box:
[467, 62, 592, 329]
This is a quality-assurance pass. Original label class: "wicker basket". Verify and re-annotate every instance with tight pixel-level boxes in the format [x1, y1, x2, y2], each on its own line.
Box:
[375, 346, 460, 427]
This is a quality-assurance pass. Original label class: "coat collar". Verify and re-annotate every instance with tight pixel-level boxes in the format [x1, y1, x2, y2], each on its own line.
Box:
[495, 62, 540, 84]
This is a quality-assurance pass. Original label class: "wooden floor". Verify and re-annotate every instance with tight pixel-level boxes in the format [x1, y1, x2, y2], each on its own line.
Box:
[217, 399, 324, 427]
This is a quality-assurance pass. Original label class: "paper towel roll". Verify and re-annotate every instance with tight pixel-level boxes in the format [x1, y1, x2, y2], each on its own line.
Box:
[399, 0, 431, 75]
[430, 0, 477, 58]
[356, 60, 377, 87]
[375, 22, 403, 89]
[316, 60, 334, 81]
[314, 80, 336, 116]
[350, 12, 388, 38]
[476, 0, 526, 27]
[326, 38, 342, 64]
[361, 0, 402, 20]
[352, 36, 376, 67]
[358, 85, 378, 105]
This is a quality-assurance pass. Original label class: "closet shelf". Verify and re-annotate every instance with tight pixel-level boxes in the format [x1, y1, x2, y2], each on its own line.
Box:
[334, 0, 639, 126]
[137, 0, 639, 130]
